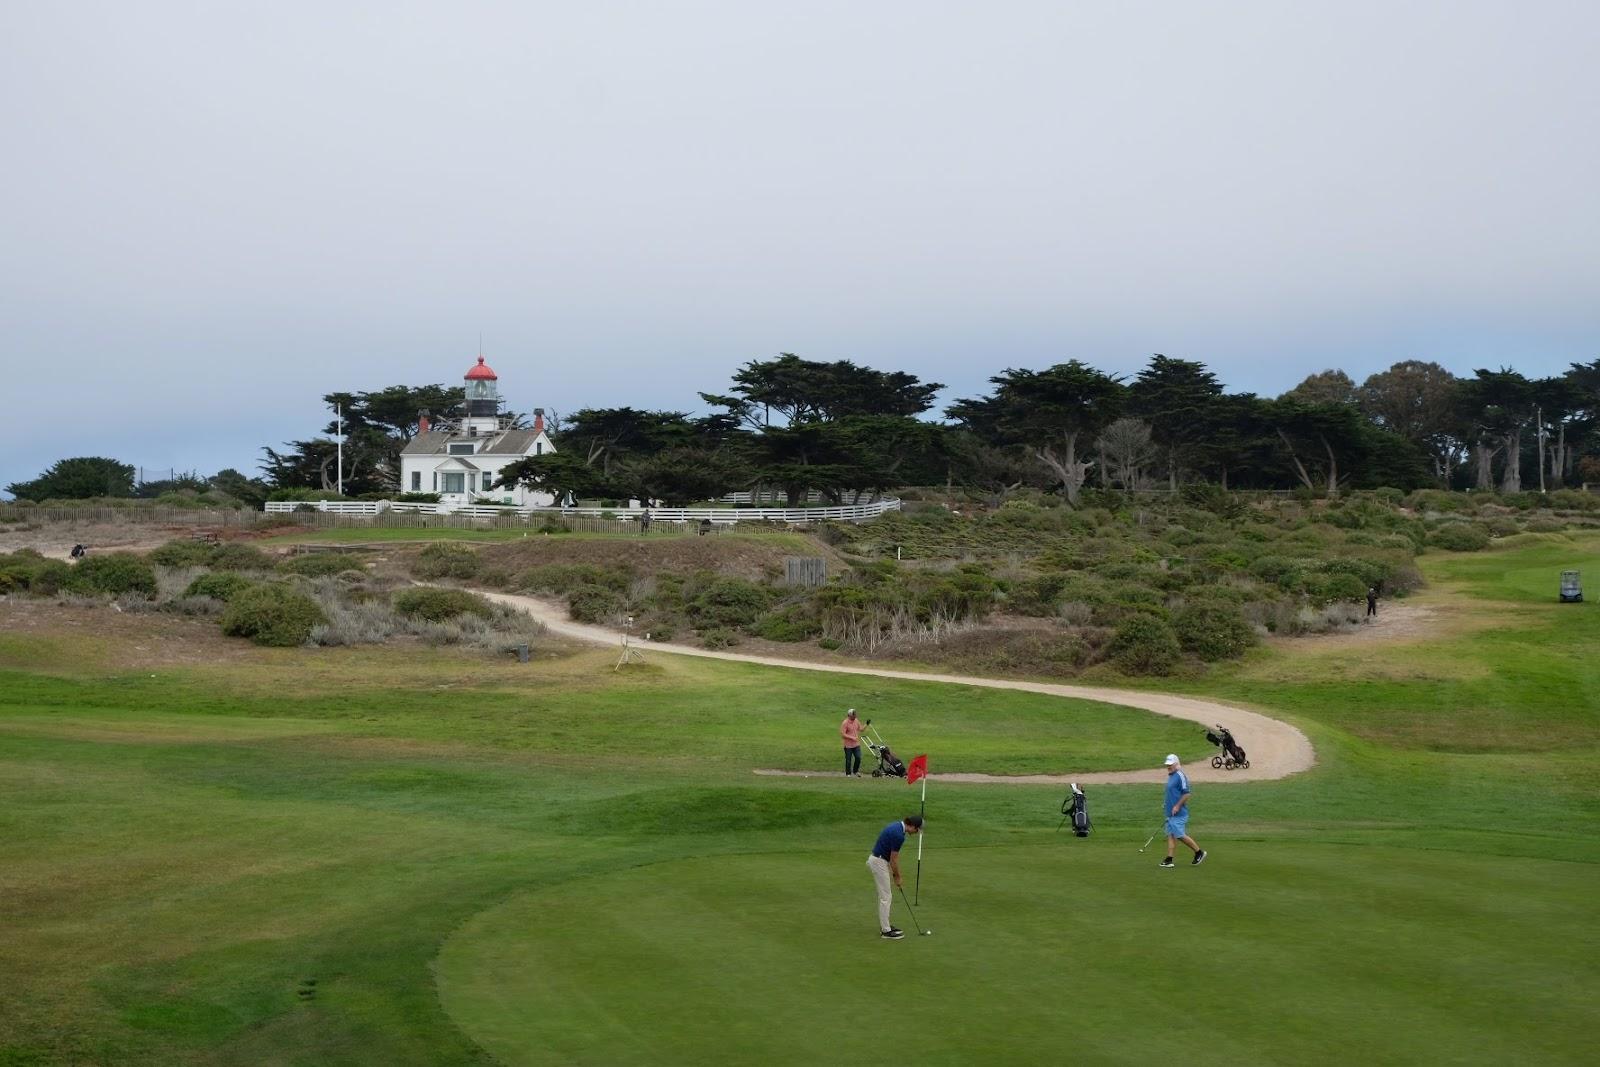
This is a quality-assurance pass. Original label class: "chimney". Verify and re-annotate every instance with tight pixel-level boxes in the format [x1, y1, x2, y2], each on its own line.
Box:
[417, 410, 431, 435]
[533, 407, 545, 435]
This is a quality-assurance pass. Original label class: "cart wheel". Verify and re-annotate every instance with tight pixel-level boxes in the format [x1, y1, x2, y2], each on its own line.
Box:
[1242, 760, 1251, 769]
[1224, 757, 1236, 770]
[1211, 756, 1224, 769]
[872, 770, 882, 778]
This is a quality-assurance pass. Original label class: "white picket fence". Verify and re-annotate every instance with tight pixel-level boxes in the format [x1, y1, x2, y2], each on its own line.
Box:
[264, 497, 901, 525]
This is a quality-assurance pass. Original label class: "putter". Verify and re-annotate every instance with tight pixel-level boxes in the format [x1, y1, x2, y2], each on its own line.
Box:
[897, 885, 931, 936]
[1138, 827, 1162, 853]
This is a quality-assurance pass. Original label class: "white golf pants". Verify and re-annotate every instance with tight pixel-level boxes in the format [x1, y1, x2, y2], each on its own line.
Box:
[867, 855, 893, 932]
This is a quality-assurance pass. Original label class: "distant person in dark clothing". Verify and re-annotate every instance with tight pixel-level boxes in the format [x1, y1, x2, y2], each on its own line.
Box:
[639, 509, 652, 535]
[699, 518, 712, 537]
[69, 544, 86, 560]
[1367, 587, 1378, 617]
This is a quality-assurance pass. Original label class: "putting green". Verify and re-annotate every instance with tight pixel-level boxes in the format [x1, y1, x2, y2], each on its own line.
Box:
[435, 838, 1597, 1066]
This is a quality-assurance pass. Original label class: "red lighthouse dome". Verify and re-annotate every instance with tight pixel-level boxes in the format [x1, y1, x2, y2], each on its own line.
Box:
[465, 355, 498, 381]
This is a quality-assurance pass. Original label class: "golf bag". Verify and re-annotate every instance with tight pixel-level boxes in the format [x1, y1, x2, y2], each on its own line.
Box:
[862, 719, 907, 778]
[1205, 725, 1249, 770]
[1059, 783, 1091, 837]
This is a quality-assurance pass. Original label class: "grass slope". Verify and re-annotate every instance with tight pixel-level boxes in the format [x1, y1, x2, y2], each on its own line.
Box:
[3, 535, 1599, 1064]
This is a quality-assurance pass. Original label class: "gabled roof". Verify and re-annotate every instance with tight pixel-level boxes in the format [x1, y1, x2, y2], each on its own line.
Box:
[401, 429, 552, 457]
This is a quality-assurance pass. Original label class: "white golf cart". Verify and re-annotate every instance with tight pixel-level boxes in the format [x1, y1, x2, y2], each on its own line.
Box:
[1559, 570, 1582, 603]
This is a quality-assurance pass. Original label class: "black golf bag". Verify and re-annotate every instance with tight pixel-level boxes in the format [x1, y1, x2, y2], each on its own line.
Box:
[1205, 726, 1249, 770]
[870, 741, 906, 778]
[862, 719, 907, 778]
[1059, 783, 1091, 836]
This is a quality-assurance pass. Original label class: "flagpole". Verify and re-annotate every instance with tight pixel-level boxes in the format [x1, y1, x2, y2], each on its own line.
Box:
[914, 770, 926, 904]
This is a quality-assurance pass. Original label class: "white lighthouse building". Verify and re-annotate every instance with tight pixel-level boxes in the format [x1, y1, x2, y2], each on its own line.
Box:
[398, 355, 558, 508]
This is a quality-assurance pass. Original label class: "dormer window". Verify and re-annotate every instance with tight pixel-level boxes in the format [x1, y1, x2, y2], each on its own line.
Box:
[448, 443, 475, 455]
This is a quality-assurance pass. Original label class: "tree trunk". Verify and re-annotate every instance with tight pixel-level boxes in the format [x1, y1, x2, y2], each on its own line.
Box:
[1499, 429, 1522, 494]
[1320, 434, 1340, 497]
[1035, 432, 1093, 506]
[1473, 441, 1500, 491]
[1275, 429, 1316, 492]
[1549, 422, 1567, 488]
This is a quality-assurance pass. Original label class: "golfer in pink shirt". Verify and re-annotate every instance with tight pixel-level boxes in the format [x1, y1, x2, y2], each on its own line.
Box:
[841, 708, 863, 777]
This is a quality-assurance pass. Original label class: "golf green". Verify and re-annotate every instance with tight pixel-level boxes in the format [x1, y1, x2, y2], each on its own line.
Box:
[437, 839, 1594, 1065]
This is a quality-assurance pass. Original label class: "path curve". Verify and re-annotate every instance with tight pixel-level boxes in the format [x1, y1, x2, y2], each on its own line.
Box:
[484, 590, 1315, 786]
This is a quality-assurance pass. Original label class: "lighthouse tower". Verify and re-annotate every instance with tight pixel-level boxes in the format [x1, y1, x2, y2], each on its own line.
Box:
[463, 355, 500, 435]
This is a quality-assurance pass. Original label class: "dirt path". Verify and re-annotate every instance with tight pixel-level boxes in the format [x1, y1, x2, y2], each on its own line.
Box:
[484, 591, 1316, 787]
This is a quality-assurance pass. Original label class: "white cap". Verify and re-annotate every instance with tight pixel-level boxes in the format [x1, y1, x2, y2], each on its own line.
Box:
[1164, 754, 1180, 766]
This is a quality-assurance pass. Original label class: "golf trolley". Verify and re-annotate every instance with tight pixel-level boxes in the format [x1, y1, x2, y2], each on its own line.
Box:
[1205, 725, 1249, 770]
[1057, 782, 1091, 837]
[861, 719, 906, 778]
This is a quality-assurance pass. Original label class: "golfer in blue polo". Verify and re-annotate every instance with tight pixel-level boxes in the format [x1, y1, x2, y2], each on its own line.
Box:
[1160, 754, 1206, 868]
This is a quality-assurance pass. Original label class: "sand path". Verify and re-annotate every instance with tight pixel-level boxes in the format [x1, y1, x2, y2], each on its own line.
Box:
[483, 590, 1316, 786]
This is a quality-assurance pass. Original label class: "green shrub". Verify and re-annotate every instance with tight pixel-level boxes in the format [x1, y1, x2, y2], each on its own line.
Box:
[28, 559, 72, 595]
[184, 572, 256, 602]
[392, 587, 495, 621]
[1006, 574, 1067, 616]
[1171, 601, 1256, 661]
[569, 585, 624, 624]
[148, 540, 218, 567]
[688, 578, 772, 631]
[0, 553, 72, 595]
[520, 563, 629, 595]
[1108, 614, 1182, 676]
[700, 627, 741, 649]
[209, 543, 274, 571]
[279, 553, 364, 577]
[749, 609, 821, 642]
[818, 637, 843, 650]
[1429, 523, 1491, 552]
[413, 543, 481, 579]
[1316, 573, 1369, 603]
[220, 584, 327, 646]
[67, 553, 158, 598]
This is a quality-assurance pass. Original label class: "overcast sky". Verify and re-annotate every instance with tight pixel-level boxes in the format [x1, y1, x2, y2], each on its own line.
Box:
[2, 1, 1597, 490]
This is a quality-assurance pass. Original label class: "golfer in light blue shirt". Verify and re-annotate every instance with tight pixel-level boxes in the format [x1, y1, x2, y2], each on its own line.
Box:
[1160, 754, 1206, 869]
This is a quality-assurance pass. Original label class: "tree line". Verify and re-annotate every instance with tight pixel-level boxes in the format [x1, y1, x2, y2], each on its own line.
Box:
[8, 353, 1599, 505]
[503, 353, 1600, 505]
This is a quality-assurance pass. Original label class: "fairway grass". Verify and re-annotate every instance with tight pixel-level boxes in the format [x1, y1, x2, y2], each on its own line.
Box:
[3, 535, 1600, 1063]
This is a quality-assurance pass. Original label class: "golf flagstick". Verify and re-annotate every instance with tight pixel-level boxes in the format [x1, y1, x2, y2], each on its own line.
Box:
[914, 770, 926, 904]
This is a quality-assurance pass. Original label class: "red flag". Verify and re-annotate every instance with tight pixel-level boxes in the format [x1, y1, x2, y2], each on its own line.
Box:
[906, 754, 928, 784]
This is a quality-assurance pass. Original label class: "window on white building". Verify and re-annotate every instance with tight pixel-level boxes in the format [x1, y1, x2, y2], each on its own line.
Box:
[449, 443, 475, 455]
[535, 441, 544, 455]
[442, 472, 466, 494]
[410, 471, 421, 491]
[482, 472, 493, 491]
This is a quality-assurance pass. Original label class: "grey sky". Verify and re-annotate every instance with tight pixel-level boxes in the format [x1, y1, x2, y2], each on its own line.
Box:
[2, 1, 1597, 488]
